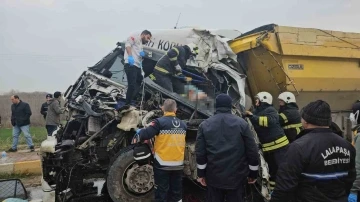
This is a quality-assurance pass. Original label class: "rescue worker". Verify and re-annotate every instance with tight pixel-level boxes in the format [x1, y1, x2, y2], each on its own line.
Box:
[278, 91, 302, 143]
[149, 43, 198, 95]
[245, 91, 288, 191]
[196, 94, 259, 202]
[40, 93, 52, 119]
[136, 99, 187, 202]
[271, 100, 356, 202]
[349, 101, 360, 202]
[124, 30, 152, 105]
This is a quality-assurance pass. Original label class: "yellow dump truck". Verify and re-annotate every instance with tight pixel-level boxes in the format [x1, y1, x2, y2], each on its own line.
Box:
[229, 24, 360, 139]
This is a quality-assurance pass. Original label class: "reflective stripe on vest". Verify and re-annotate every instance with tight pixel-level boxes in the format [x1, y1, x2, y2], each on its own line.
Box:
[279, 113, 288, 123]
[283, 123, 303, 135]
[259, 116, 268, 127]
[154, 127, 186, 166]
[154, 66, 170, 74]
[168, 48, 179, 61]
[262, 135, 289, 152]
[301, 172, 348, 180]
[149, 73, 156, 80]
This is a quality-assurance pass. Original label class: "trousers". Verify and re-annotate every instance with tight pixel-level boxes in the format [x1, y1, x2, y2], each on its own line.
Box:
[125, 64, 143, 105]
[46, 125, 57, 136]
[153, 167, 183, 202]
[263, 146, 287, 190]
[206, 185, 244, 202]
[12, 125, 34, 149]
[152, 71, 185, 95]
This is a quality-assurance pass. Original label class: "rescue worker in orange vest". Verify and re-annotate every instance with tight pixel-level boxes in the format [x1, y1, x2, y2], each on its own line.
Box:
[245, 92, 289, 191]
[136, 99, 187, 202]
[278, 92, 303, 143]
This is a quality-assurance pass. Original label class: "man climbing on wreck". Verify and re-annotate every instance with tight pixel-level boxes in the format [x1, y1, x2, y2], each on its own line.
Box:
[124, 30, 152, 105]
[149, 43, 199, 95]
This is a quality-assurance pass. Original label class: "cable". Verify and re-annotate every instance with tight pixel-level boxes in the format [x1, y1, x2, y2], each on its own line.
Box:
[317, 29, 360, 49]
[62, 162, 80, 202]
[139, 61, 146, 122]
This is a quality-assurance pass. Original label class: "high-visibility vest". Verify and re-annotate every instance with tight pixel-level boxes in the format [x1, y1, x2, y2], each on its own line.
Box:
[154, 112, 187, 166]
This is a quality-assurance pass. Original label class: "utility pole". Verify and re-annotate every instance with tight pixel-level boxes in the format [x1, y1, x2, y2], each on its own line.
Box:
[174, 13, 181, 29]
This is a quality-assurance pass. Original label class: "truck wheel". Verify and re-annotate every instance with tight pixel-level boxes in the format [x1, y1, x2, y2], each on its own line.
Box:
[107, 148, 154, 202]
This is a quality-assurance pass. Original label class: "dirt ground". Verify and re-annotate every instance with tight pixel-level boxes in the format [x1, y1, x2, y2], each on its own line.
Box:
[21, 174, 42, 187]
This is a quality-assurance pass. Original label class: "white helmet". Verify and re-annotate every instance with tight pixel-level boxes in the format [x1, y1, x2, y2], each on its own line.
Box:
[255, 92, 273, 105]
[186, 43, 199, 56]
[278, 92, 296, 104]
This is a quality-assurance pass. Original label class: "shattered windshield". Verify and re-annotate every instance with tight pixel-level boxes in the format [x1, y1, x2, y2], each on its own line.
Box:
[107, 56, 127, 86]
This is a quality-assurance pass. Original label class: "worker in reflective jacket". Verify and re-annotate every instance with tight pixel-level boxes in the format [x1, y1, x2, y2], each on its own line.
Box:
[245, 91, 288, 191]
[149, 43, 198, 95]
[278, 92, 302, 143]
[137, 99, 187, 202]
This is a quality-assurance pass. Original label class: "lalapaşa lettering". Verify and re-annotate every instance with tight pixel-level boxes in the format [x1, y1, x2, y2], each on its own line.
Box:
[321, 146, 350, 159]
[321, 146, 351, 166]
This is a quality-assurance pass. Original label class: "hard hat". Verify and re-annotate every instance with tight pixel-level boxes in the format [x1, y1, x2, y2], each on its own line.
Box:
[278, 92, 296, 104]
[255, 92, 273, 105]
[185, 43, 199, 56]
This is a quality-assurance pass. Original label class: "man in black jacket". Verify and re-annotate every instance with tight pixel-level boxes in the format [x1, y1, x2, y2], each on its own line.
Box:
[40, 94, 52, 119]
[149, 43, 198, 95]
[196, 94, 259, 202]
[271, 100, 356, 202]
[278, 91, 302, 143]
[9, 95, 34, 152]
[245, 91, 288, 191]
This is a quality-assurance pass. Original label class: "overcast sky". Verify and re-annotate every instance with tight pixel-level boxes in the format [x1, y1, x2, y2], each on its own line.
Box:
[0, 0, 359, 95]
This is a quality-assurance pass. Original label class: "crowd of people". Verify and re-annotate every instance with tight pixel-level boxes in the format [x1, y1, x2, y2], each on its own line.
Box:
[134, 92, 360, 202]
[6, 91, 65, 152]
[4, 29, 360, 202]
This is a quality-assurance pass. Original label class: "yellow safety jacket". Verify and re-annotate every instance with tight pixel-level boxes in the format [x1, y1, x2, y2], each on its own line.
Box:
[139, 112, 187, 167]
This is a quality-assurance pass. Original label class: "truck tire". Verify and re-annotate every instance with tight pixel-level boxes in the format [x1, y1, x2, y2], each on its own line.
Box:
[107, 148, 154, 202]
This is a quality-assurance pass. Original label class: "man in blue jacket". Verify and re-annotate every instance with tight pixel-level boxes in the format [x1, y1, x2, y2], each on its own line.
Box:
[136, 99, 187, 202]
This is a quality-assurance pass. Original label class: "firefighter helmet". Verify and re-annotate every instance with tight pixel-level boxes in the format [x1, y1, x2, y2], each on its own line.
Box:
[255, 92, 273, 105]
[185, 43, 199, 56]
[278, 92, 296, 104]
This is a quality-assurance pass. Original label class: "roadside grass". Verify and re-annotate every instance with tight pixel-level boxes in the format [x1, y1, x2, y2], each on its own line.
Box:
[0, 127, 47, 151]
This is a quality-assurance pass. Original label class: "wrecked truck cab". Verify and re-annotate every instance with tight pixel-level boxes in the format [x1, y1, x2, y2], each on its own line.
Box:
[40, 28, 270, 202]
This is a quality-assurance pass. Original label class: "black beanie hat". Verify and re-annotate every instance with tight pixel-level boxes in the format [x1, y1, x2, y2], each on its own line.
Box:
[46, 94, 52, 98]
[54, 91, 62, 99]
[215, 94, 232, 108]
[352, 101, 360, 113]
[301, 100, 332, 126]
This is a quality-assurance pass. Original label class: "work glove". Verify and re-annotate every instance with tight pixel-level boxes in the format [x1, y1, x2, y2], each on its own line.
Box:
[348, 193, 357, 202]
[132, 129, 141, 144]
[128, 56, 135, 65]
[140, 51, 145, 57]
[175, 64, 182, 73]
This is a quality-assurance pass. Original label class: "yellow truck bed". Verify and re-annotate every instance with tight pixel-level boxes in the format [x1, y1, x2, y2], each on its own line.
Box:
[229, 24, 360, 112]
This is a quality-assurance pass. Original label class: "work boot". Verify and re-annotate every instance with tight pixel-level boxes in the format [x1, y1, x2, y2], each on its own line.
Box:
[30, 146, 35, 152]
[8, 148, 17, 152]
